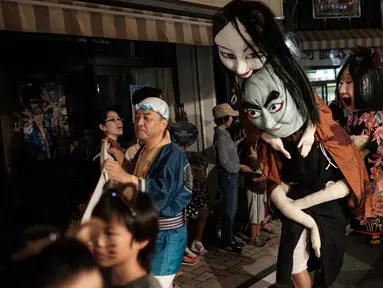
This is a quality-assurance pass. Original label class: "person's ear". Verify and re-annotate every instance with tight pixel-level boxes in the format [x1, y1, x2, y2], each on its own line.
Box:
[134, 239, 149, 251]
[161, 120, 168, 131]
[99, 124, 106, 131]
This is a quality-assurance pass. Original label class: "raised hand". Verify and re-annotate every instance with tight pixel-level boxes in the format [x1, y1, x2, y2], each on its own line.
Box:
[298, 121, 316, 158]
[261, 132, 291, 159]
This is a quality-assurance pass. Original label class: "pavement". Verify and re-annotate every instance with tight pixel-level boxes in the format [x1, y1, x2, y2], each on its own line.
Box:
[174, 221, 383, 288]
[174, 221, 280, 288]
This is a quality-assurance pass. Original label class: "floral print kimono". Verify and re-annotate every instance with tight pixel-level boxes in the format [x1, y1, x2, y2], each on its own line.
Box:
[346, 111, 383, 237]
[346, 111, 383, 217]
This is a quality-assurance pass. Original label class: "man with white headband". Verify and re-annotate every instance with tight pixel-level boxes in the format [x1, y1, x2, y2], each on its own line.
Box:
[104, 97, 193, 288]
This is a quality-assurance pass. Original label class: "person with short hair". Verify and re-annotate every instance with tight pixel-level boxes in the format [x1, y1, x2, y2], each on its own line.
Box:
[125, 87, 164, 162]
[213, 103, 251, 254]
[91, 187, 161, 288]
[104, 97, 192, 288]
[2, 239, 103, 288]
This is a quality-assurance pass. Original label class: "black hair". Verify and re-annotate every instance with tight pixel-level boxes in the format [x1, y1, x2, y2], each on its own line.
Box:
[214, 115, 231, 126]
[92, 185, 158, 273]
[3, 239, 99, 288]
[99, 105, 123, 124]
[31, 105, 44, 115]
[335, 47, 383, 111]
[132, 87, 162, 106]
[212, 0, 319, 124]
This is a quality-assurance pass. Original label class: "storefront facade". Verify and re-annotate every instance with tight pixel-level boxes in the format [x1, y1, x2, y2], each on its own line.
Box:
[294, 0, 383, 104]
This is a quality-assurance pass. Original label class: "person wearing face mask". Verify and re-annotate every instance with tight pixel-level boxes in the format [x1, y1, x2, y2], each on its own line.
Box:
[212, 1, 371, 287]
[336, 47, 383, 246]
[213, 103, 251, 254]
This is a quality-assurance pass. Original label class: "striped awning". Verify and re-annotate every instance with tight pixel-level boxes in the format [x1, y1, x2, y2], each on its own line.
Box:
[0, 0, 213, 46]
[296, 29, 383, 51]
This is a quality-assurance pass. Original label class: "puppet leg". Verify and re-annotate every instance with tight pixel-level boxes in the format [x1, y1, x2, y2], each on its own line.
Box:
[292, 179, 350, 210]
[270, 184, 321, 257]
[291, 229, 311, 288]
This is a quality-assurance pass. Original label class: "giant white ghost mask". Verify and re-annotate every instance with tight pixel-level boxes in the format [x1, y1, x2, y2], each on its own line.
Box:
[243, 65, 306, 138]
[214, 18, 267, 78]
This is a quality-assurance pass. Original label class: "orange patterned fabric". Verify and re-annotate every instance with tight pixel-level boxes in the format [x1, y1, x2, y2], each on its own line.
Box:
[243, 95, 372, 218]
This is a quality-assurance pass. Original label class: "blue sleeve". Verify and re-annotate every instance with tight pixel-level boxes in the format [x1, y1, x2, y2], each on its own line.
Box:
[138, 156, 192, 217]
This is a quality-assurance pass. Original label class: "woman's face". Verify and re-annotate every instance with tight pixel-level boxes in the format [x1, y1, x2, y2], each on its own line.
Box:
[338, 67, 356, 112]
[93, 219, 143, 268]
[214, 18, 267, 78]
[32, 107, 44, 125]
[100, 111, 123, 139]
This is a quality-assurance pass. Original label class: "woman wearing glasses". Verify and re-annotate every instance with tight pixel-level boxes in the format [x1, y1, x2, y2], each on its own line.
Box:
[68, 106, 125, 231]
[98, 106, 124, 150]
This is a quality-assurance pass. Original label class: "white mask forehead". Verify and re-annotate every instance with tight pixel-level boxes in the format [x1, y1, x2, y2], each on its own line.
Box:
[243, 67, 280, 105]
[214, 18, 266, 78]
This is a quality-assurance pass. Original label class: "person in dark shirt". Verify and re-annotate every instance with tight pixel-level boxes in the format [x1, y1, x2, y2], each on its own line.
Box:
[329, 99, 347, 127]
[91, 185, 161, 288]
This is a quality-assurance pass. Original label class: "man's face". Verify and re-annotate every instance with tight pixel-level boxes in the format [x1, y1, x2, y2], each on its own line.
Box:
[339, 67, 356, 112]
[243, 66, 306, 138]
[214, 19, 267, 78]
[134, 109, 167, 142]
[93, 219, 142, 268]
[100, 111, 123, 139]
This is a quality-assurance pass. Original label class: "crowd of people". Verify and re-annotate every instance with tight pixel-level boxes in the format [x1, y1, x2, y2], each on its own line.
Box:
[1, 1, 383, 288]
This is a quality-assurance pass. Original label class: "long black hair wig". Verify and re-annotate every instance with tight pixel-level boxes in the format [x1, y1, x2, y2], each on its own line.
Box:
[335, 46, 383, 111]
[212, 0, 320, 125]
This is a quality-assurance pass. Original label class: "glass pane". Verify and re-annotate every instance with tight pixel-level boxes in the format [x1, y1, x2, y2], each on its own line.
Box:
[307, 69, 336, 81]
[327, 82, 337, 103]
[312, 85, 324, 99]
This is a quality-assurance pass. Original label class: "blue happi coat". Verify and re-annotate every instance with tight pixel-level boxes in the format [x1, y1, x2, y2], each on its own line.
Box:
[132, 142, 193, 275]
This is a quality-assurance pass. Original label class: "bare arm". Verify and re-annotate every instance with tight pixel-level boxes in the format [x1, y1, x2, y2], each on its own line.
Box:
[292, 179, 350, 210]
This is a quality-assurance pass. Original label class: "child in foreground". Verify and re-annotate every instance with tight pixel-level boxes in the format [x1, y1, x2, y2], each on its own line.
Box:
[91, 186, 161, 288]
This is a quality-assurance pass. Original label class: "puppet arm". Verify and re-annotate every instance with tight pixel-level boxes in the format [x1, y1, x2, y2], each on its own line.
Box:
[292, 179, 350, 210]
[270, 183, 321, 257]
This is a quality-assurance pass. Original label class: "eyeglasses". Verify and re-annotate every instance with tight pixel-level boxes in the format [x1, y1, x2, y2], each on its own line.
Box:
[105, 117, 123, 123]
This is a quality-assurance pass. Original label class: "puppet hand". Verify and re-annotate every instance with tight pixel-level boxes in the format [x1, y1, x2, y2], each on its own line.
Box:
[261, 132, 291, 159]
[104, 159, 131, 183]
[297, 122, 315, 158]
[310, 225, 321, 258]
